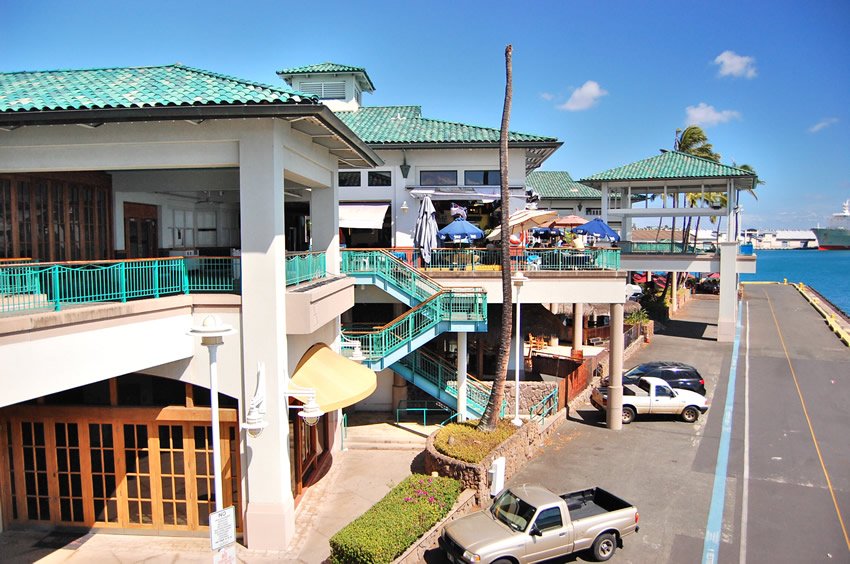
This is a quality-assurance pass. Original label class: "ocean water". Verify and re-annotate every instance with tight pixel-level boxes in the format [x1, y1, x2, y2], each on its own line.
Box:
[741, 249, 850, 314]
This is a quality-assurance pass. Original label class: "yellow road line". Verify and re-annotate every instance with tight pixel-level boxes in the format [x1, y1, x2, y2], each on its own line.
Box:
[764, 288, 850, 552]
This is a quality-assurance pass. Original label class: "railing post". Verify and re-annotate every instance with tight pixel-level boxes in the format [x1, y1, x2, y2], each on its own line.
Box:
[119, 262, 127, 303]
[153, 260, 160, 298]
[181, 258, 190, 294]
[51, 265, 61, 312]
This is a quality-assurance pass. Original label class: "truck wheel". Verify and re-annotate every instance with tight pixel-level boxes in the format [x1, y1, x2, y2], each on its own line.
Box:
[681, 406, 700, 423]
[622, 406, 636, 425]
[591, 532, 617, 561]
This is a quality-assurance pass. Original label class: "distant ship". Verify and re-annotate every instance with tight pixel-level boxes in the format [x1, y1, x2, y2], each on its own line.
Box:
[812, 200, 850, 250]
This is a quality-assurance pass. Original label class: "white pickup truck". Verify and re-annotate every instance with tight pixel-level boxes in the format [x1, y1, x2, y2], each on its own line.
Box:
[591, 376, 709, 424]
[440, 484, 639, 563]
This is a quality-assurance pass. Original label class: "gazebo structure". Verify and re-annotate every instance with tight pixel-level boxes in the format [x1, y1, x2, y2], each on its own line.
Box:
[582, 150, 758, 343]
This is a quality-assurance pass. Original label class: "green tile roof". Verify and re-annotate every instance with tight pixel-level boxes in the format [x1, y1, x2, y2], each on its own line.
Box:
[0, 64, 317, 113]
[582, 150, 757, 186]
[527, 171, 600, 199]
[335, 105, 558, 144]
[277, 62, 375, 91]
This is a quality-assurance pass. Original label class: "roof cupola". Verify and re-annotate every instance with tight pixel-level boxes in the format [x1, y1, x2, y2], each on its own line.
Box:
[277, 62, 375, 112]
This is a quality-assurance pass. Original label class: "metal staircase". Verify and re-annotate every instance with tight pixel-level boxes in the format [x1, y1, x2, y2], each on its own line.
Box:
[340, 250, 491, 415]
[391, 349, 501, 420]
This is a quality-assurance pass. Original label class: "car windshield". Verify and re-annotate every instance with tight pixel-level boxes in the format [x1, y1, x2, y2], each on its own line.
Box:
[624, 365, 649, 378]
[491, 490, 537, 532]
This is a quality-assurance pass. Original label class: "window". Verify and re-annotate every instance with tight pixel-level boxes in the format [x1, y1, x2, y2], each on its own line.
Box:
[656, 385, 674, 397]
[420, 170, 457, 186]
[464, 170, 501, 186]
[534, 507, 563, 532]
[586, 208, 602, 216]
[298, 81, 346, 100]
[368, 171, 392, 186]
[338, 172, 361, 187]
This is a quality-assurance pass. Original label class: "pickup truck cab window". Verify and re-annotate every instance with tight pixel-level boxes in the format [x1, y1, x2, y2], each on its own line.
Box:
[534, 507, 564, 532]
[656, 385, 674, 397]
[492, 489, 536, 532]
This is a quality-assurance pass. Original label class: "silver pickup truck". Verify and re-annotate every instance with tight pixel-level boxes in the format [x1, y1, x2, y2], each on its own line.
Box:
[440, 484, 639, 563]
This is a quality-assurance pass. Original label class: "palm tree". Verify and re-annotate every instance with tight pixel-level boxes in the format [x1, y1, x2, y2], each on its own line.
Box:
[478, 45, 513, 432]
[675, 126, 721, 162]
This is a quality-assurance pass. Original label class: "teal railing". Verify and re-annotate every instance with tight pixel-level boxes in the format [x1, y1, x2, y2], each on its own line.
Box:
[341, 249, 442, 303]
[341, 288, 486, 362]
[341, 412, 348, 451]
[620, 241, 715, 255]
[379, 247, 620, 272]
[395, 400, 452, 427]
[285, 251, 327, 286]
[529, 387, 559, 426]
[0, 256, 242, 314]
[395, 350, 494, 416]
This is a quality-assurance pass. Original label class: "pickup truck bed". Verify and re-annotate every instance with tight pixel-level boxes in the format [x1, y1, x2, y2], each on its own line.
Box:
[563, 488, 632, 521]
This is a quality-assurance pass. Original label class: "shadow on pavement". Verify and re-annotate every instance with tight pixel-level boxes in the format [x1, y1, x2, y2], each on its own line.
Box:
[567, 407, 608, 427]
[656, 318, 715, 340]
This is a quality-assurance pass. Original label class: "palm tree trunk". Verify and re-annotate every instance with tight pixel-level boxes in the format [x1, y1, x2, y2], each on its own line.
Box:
[478, 45, 513, 432]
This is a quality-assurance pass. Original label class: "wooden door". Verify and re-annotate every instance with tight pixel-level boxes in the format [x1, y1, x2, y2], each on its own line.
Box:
[124, 203, 158, 259]
[0, 407, 241, 533]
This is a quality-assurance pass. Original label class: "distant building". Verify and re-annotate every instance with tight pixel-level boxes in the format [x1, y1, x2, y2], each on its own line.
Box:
[755, 230, 817, 249]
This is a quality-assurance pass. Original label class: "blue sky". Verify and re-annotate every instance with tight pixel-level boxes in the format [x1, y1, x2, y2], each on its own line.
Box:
[3, 0, 848, 230]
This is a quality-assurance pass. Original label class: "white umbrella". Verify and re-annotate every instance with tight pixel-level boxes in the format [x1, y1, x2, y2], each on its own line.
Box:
[413, 196, 439, 264]
[486, 209, 558, 241]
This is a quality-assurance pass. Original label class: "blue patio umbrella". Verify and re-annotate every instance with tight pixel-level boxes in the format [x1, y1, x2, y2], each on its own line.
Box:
[571, 218, 621, 242]
[437, 218, 484, 244]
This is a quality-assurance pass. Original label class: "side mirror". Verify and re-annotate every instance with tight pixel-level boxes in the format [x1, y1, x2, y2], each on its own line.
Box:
[530, 525, 542, 537]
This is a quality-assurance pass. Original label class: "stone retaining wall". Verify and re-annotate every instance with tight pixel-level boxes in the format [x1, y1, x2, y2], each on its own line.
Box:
[424, 408, 568, 505]
[393, 488, 478, 564]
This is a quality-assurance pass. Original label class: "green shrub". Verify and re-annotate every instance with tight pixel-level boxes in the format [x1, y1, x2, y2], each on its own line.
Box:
[433, 420, 517, 463]
[329, 474, 461, 564]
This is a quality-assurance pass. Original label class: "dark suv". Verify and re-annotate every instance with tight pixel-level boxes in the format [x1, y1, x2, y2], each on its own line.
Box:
[605, 361, 706, 396]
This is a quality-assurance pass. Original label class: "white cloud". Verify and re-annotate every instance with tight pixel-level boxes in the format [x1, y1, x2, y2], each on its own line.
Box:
[714, 50, 757, 78]
[685, 102, 741, 127]
[558, 80, 608, 111]
[540, 92, 555, 101]
[809, 117, 838, 133]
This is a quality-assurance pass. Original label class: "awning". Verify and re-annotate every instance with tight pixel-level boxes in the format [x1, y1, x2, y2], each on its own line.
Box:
[289, 344, 377, 413]
[339, 203, 389, 229]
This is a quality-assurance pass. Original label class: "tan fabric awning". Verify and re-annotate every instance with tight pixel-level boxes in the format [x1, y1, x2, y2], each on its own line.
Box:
[339, 203, 389, 229]
[289, 344, 377, 413]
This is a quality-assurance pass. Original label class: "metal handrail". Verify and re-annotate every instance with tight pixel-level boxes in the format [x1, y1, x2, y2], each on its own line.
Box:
[529, 387, 559, 426]
[370, 247, 620, 272]
[285, 251, 327, 286]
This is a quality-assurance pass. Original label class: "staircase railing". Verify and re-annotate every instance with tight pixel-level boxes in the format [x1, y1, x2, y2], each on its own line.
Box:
[396, 349, 494, 414]
[341, 288, 486, 363]
[341, 249, 442, 303]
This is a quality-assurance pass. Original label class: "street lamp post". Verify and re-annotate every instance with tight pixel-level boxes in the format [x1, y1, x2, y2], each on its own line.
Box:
[512, 272, 528, 426]
[188, 316, 234, 514]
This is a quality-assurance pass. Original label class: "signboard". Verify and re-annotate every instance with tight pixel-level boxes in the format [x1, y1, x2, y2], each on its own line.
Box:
[210, 506, 236, 551]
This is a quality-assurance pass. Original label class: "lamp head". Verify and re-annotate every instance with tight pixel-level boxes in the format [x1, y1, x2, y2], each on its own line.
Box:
[298, 398, 324, 427]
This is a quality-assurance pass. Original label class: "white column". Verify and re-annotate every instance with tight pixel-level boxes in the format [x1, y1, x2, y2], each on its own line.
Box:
[606, 303, 625, 430]
[311, 172, 339, 275]
[239, 120, 294, 550]
[601, 182, 610, 223]
[727, 179, 736, 242]
[671, 271, 678, 314]
[457, 332, 468, 422]
[572, 303, 584, 355]
[717, 242, 738, 342]
[622, 186, 633, 242]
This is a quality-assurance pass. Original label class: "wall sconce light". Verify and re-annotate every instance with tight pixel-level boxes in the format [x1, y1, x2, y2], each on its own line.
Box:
[400, 152, 411, 179]
[577, 202, 583, 211]
[401, 201, 409, 214]
[242, 362, 268, 437]
[284, 385, 324, 427]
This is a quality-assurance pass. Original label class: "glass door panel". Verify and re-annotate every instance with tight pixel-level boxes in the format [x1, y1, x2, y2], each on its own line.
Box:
[89, 423, 118, 524]
[123, 424, 153, 525]
[54, 422, 84, 523]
